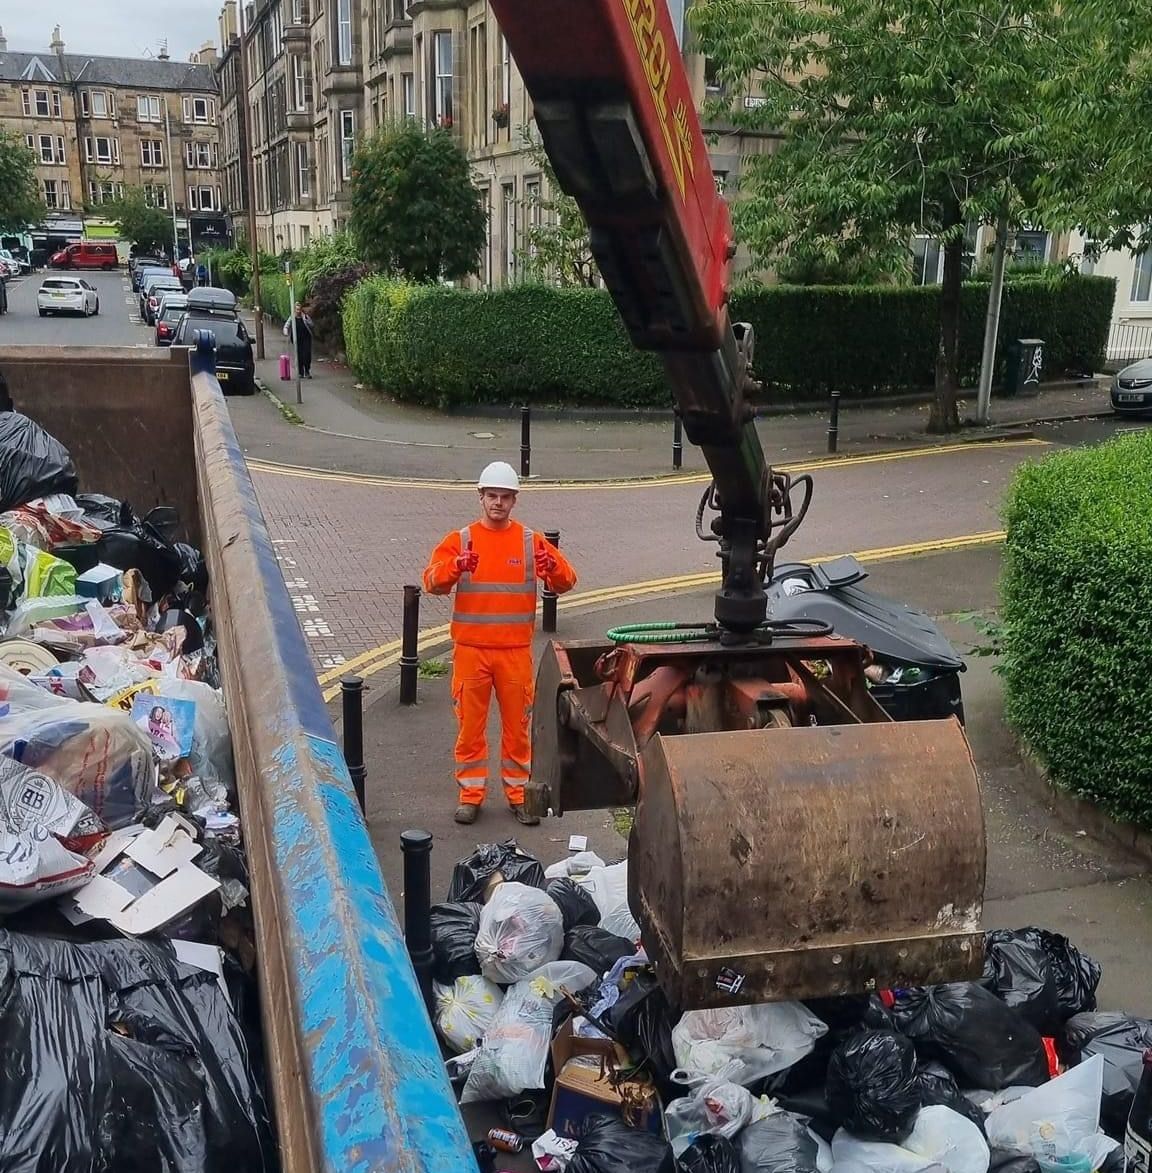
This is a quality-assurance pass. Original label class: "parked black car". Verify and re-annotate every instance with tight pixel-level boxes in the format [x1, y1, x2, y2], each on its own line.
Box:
[173, 312, 255, 395]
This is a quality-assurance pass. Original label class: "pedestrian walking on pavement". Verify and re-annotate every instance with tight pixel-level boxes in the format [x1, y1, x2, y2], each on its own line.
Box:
[423, 461, 577, 826]
[284, 302, 314, 377]
[195, 261, 209, 287]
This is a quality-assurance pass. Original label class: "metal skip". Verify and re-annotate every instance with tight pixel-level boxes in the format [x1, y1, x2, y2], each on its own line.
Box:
[628, 719, 986, 1009]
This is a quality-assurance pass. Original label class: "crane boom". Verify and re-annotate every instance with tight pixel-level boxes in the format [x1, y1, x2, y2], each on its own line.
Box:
[488, 0, 805, 635]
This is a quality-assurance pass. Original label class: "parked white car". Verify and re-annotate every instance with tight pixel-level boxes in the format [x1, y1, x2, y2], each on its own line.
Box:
[37, 276, 100, 317]
[0, 249, 29, 275]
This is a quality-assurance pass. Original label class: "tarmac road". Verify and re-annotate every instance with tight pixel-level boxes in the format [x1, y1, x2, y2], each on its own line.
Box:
[0, 269, 147, 347]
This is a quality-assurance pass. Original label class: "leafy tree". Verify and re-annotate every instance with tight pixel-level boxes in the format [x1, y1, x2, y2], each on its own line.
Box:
[691, 0, 1136, 432]
[516, 130, 599, 287]
[0, 132, 45, 232]
[349, 123, 485, 283]
[107, 187, 172, 254]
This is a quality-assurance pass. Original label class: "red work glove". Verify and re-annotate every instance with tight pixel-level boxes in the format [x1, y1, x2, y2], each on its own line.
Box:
[534, 548, 557, 577]
[455, 549, 479, 574]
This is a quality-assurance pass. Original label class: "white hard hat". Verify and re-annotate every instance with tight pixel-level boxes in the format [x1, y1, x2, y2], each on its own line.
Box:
[477, 461, 520, 491]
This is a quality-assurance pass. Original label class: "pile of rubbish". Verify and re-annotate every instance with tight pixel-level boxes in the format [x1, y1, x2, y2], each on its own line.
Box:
[0, 411, 277, 1171]
[437, 840, 1148, 1173]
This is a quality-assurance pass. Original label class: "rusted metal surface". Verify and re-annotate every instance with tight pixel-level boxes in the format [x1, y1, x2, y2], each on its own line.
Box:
[1, 346, 201, 545]
[532, 636, 986, 1010]
[630, 720, 985, 1008]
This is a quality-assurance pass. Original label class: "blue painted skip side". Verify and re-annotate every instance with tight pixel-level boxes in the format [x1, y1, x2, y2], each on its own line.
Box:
[190, 338, 479, 1172]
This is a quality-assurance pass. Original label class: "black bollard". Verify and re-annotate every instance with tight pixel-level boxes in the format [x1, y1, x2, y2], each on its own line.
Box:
[399, 584, 420, 706]
[401, 829, 435, 1014]
[672, 414, 683, 470]
[827, 387, 841, 454]
[541, 529, 560, 633]
[341, 676, 366, 814]
[520, 405, 531, 479]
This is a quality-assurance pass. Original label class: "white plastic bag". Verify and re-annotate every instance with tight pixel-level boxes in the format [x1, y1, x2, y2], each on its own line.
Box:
[474, 881, 564, 983]
[461, 961, 596, 1104]
[831, 1132, 940, 1173]
[985, 1055, 1117, 1171]
[434, 974, 504, 1055]
[544, 850, 606, 879]
[0, 824, 94, 911]
[831, 1107, 989, 1173]
[0, 662, 160, 829]
[672, 1002, 828, 1086]
[573, 860, 642, 942]
[150, 677, 235, 794]
[903, 1107, 990, 1173]
[665, 1076, 755, 1156]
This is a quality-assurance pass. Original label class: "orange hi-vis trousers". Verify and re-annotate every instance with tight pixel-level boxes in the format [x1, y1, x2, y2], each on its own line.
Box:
[451, 644, 533, 806]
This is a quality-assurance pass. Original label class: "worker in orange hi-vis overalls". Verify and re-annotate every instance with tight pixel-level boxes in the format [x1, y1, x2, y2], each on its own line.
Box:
[423, 461, 578, 827]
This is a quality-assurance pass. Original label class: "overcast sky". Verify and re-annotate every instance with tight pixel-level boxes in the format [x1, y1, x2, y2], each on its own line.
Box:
[3, 2, 222, 61]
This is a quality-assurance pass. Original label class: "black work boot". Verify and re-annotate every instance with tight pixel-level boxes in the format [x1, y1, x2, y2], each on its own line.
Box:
[509, 804, 539, 826]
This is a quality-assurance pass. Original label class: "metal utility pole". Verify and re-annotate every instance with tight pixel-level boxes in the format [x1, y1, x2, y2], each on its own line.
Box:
[975, 209, 1011, 425]
[164, 102, 180, 263]
[236, 17, 266, 359]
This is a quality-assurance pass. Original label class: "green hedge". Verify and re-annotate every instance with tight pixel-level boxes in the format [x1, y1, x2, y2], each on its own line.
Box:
[343, 279, 664, 407]
[342, 274, 1115, 407]
[1001, 429, 1152, 827]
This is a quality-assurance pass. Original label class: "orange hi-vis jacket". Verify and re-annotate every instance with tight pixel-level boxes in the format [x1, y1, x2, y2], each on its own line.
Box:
[423, 520, 577, 648]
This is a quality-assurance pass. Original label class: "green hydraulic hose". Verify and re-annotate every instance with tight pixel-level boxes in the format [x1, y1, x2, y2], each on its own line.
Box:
[605, 621, 716, 644]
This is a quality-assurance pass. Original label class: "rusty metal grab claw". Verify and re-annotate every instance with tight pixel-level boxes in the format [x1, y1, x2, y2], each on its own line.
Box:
[529, 635, 986, 1011]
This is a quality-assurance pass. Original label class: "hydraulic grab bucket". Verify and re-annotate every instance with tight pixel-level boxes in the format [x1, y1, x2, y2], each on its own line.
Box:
[529, 636, 986, 1010]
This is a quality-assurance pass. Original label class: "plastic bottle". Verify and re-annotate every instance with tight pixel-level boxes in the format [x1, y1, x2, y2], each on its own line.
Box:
[1125, 1048, 1152, 1173]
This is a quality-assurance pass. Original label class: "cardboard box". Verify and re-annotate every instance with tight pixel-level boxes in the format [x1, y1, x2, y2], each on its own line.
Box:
[547, 1018, 662, 1140]
[60, 814, 221, 936]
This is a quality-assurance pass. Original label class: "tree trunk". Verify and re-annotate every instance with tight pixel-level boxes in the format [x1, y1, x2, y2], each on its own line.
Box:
[928, 222, 966, 434]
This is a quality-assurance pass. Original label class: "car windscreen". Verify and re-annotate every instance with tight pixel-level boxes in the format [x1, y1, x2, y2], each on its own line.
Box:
[147, 280, 182, 294]
[41, 280, 80, 290]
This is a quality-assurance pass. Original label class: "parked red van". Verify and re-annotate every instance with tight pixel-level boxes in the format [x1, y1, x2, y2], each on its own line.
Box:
[48, 242, 120, 271]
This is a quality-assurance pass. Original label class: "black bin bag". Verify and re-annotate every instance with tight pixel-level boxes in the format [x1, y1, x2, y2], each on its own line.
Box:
[0, 930, 276, 1173]
[1061, 1011, 1152, 1140]
[982, 927, 1100, 1034]
[447, 839, 545, 903]
[826, 1030, 920, 1142]
[430, 902, 483, 984]
[561, 925, 636, 975]
[0, 412, 77, 511]
[890, 982, 1050, 1091]
[567, 1114, 675, 1173]
[546, 877, 601, 932]
[678, 1134, 740, 1173]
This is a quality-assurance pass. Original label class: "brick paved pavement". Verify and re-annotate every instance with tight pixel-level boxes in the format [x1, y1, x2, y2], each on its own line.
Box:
[251, 437, 1047, 670]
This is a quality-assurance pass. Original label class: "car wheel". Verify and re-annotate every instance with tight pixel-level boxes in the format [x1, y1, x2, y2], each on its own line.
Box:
[37, 309, 47, 317]
[94, 300, 100, 315]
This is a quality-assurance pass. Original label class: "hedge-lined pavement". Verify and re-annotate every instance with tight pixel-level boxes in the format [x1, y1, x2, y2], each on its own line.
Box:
[236, 341, 1111, 482]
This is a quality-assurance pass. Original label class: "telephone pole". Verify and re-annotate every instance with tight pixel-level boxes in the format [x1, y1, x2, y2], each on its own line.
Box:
[235, 16, 266, 358]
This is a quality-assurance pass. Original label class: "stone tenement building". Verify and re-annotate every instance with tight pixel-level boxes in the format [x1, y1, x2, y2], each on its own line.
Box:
[0, 25, 229, 253]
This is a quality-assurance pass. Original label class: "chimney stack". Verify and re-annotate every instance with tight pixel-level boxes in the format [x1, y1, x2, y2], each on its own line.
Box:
[158, 39, 170, 60]
[0, 26, 8, 52]
[49, 25, 64, 54]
